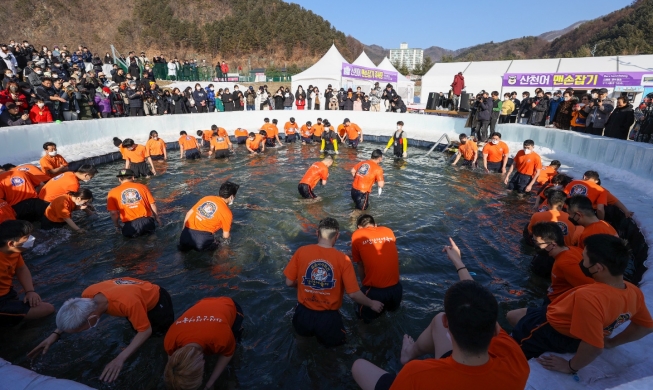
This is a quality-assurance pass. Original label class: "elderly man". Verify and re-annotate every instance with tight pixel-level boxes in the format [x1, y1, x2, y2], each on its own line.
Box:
[28, 277, 174, 383]
[0, 102, 31, 127]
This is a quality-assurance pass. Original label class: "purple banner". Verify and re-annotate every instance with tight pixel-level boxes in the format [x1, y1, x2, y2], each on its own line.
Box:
[342, 63, 398, 83]
[503, 72, 653, 88]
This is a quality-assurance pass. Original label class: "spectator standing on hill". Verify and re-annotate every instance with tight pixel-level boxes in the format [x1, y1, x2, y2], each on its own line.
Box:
[1, 44, 18, 75]
[220, 61, 229, 81]
[604, 97, 635, 140]
[127, 81, 144, 117]
[167, 59, 176, 81]
[585, 88, 615, 136]
[451, 72, 465, 111]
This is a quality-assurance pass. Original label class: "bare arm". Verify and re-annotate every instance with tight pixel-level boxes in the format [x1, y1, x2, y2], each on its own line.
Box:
[525, 168, 541, 192]
[285, 277, 297, 287]
[613, 199, 633, 218]
[179, 145, 184, 159]
[100, 327, 152, 382]
[147, 157, 156, 175]
[483, 153, 489, 172]
[205, 354, 233, 388]
[350, 168, 356, 177]
[63, 217, 83, 232]
[151, 203, 162, 225]
[451, 152, 461, 166]
[355, 262, 366, 282]
[596, 204, 605, 221]
[442, 237, 473, 281]
[348, 290, 383, 313]
[16, 265, 42, 307]
[537, 340, 602, 374]
[377, 180, 385, 189]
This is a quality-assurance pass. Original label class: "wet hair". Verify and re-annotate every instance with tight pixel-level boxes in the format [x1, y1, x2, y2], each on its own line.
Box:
[318, 217, 340, 240]
[43, 141, 57, 150]
[551, 173, 573, 187]
[196, 130, 203, 136]
[546, 189, 567, 208]
[459, 133, 467, 140]
[290, 117, 295, 122]
[259, 130, 267, 137]
[56, 298, 98, 332]
[272, 119, 278, 124]
[584, 235, 629, 276]
[371, 149, 383, 159]
[76, 165, 98, 176]
[490, 132, 501, 139]
[566, 195, 595, 217]
[248, 132, 255, 137]
[211, 124, 218, 130]
[583, 170, 600, 181]
[69, 188, 93, 200]
[397, 121, 404, 126]
[317, 118, 322, 121]
[180, 131, 187, 136]
[2, 163, 16, 170]
[0, 220, 34, 247]
[121, 138, 135, 148]
[550, 160, 561, 168]
[532, 222, 565, 247]
[149, 131, 158, 138]
[323, 155, 333, 163]
[264, 118, 270, 122]
[444, 280, 498, 354]
[356, 214, 375, 228]
[164, 345, 204, 390]
[306, 121, 312, 126]
[219, 181, 240, 199]
[523, 139, 535, 147]
[113, 137, 123, 147]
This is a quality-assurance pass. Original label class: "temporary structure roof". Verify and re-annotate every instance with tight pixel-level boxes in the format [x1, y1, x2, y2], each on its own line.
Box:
[291, 44, 348, 94]
[506, 58, 561, 74]
[377, 57, 415, 102]
[420, 61, 471, 97]
[557, 56, 616, 72]
[461, 60, 512, 95]
[352, 51, 377, 68]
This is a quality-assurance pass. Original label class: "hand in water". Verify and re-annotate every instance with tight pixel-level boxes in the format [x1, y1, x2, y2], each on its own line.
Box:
[100, 357, 125, 382]
[370, 300, 384, 313]
[27, 333, 58, 359]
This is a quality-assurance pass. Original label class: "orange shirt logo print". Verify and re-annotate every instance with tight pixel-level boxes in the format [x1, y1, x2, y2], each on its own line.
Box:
[569, 184, 588, 197]
[114, 278, 140, 285]
[198, 201, 217, 219]
[604, 313, 631, 336]
[357, 163, 370, 177]
[302, 260, 336, 290]
[10, 177, 25, 187]
[121, 188, 142, 206]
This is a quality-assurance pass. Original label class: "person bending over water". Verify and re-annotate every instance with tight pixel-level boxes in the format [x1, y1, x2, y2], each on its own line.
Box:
[178, 131, 201, 160]
[118, 138, 157, 178]
[298, 156, 333, 199]
[41, 188, 93, 232]
[450, 133, 477, 168]
[107, 169, 162, 237]
[246, 131, 266, 154]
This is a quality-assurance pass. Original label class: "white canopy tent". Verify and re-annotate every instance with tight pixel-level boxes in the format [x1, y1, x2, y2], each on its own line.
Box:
[291, 44, 348, 108]
[377, 57, 415, 103]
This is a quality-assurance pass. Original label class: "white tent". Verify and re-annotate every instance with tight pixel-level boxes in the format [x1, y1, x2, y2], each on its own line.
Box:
[291, 44, 348, 109]
[345, 51, 378, 93]
[377, 57, 415, 103]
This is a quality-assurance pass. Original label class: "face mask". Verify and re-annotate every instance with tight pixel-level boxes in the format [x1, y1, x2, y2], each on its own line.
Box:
[568, 213, 580, 226]
[35, 70, 43, 75]
[196, 87, 200, 90]
[6, 73, 12, 78]
[553, 96, 559, 100]
[10, 86, 18, 92]
[491, 139, 499, 145]
[228, 197, 234, 206]
[592, 93, 598, 99]
[460, 140, 466, 144]
[396, 126, 402, 130]
[536, 243, 552, 255]
[75, 200, 88, 207]
[210, 87, 214, 91]
[524, 148, 532, 155]
[20, 235, 36, 249]
[48, 151, 58, 157]
[579, 260, 597, 278]
[37, 103, 45, 109]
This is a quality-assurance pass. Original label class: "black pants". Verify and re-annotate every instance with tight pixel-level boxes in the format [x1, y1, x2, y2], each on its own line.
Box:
[285, 134, 297, 143]
[130, 161, 152, 177]
[356, 283, 402, 323]
[511, 306, 580, 359]
[490, 112, 501, 134]
[292, 303, 346, 347]
[146, 287, 175, 336]
[178, 227, 218, 251]
[185, 148, 201, 159]
[129, 107, 144, 117]
[122, 216, 156, 238]
[589, 127, 604, 136]
[476, 120, 490, 142]
[298, 183, 316, 199]
[12, 198, 49, 222]
[351, 188, 370, 210]
[40, 215, 67, 230]
[507, 172, 533, 193]
[213, 149, 229, 159]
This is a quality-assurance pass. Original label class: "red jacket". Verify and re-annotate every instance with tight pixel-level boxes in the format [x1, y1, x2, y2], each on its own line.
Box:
[0, 90, 29, 112]
[451, 74, 465, 95]
[29, 105, 53, 124]
[221, 63, 229, 74]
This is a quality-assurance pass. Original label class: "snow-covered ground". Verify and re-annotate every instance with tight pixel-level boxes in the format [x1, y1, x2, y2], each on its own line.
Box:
[0, 115, 651, 389]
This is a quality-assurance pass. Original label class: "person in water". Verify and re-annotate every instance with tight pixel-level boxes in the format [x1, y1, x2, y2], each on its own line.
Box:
[384, 121, 407, 158]
[350, 149, 385, 211]
[298, 156, 333, 199]
[107, 169, 162, 237]
[320, 120, 339, 154]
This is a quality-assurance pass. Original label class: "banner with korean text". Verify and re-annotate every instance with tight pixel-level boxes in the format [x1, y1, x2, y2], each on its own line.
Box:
[342, 63, 398, 83]
[502, 72, 653, 88]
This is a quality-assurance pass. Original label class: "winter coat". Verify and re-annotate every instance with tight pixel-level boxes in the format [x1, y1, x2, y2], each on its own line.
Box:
[205, 87, 216, 103]
[296, 97, 305, 110]
[167, 62, 177, 76]
[517, 98, 532, 120]
[283, 92, 294, 107]
[362, 100, 371, 111]
[94, 95, 112, 113]
[128, 62, 141, 79]
[274, 94, 284, 110]
[342, 95, 354, 111]
[382, 88, 397, 102]
[500, 100, 515, 115]
[192, 89, 208, 107]
[604, 104, 635, 140]
[369, 87, 382, 105]
[295, 90, 306, 101]
[216, 98, 224, 112]
[0, 90, 29, 112]
[0, 110, 30, 126]
[553, 100, 575, 129]
[530, 97, 549, 126]
[29, 105, 53, 123]
[127, 87, 143, 108]
[92, 58, 103, 73]
[510, 98, 521, 116]
[477, 98, 493, 121]
[549, 97, 561, 120]
[245, 90, 257, 105]
[171, 94, 188, 114]
[222, 93, 234, 111]
[82, 51, 93, 63]
[585, 98, 615, 129]
[451, 74, 465, 95]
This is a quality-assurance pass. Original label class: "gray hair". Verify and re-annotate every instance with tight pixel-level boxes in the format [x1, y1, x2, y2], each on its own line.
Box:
[56, 298, 98, 332]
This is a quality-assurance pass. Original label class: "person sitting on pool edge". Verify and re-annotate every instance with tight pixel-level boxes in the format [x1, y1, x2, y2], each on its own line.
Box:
[107, 169, 162, 238]
[504, 139, 542, 194]
[320, 120, 339, 154]
[507, 235, 653, 373]
[41, 188, 93, 232]
[179, 181, 239, 252]
[351, 237, 530, 390]
[164, 296, 245, 390]
[482, 132, 510, 174]
[39, 141, 69, 178]
[384, 121, 407, 159]
[566, 195, 617, 250]
[350, 149, 385, 211]
[451, 133, 477, 168]
[28, 277, 175, 383]
[283, 217, 384, 347]
[0, 220, 55, 327]
[246, 131, 265, 154]
[38, 164, 98, 203]
[297, 156, 333, 199]
[351, 214, 402, 323]
[178, 131, 201, 160]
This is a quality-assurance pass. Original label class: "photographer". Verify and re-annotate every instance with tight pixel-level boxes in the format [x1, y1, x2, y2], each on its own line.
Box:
[584, 88, 614, 136]
[0, 102, 31, 126]
[382, 83, 398, 112]
[473, 91, 492, 141]
[127, 80, 144, 116]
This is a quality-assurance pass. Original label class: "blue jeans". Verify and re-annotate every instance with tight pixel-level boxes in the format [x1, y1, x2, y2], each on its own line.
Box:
[247, 105, 255, 111]
[284, 107, 292, 110]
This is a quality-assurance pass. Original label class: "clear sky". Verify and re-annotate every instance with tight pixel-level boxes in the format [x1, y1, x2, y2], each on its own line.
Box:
[284, 0, 633, 50]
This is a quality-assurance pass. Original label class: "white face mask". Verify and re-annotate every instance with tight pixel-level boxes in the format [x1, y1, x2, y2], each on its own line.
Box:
[592, 93, 598, 99]
[524, 148, 532, 155]
[37, 103, 45, 108]
[491, 139, 499, 145]
[396, 126, 402, 131]
[21, 235, 36, 249]
[48, 151, 58, 157]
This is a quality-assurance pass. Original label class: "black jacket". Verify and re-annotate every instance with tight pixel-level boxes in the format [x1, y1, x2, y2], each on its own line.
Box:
[604, 104, 635, 140]
[127, 87, 143, 108]
[530, 97, 549, 126]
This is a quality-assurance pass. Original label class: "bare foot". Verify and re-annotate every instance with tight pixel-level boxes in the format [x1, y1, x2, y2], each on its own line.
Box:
[400, 334, 415, 365]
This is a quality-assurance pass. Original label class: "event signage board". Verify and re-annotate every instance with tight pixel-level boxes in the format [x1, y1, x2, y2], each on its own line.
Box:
[342, 63, 398, 83]
[502, 72, 653, 88]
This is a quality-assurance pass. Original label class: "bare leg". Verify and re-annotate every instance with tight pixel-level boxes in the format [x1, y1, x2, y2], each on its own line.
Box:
[400, 312, 452, 364]
[506, 308, 528, 328]
[351, 359, 388, 390]
[25, 302, 55, 320]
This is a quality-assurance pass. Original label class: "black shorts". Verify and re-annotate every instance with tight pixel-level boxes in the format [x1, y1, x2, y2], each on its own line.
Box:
[40, 215, 67, 230]
[231, 299, 245, 343]
[249, 146, 263, 154]
[130, 161, 152, 178]
[356, 282, 403, 323]
[508, 172, 533, 193]
[348, 138, 360, 148]
[122, 216, 156, 238]
[292, 303, 346, 347]
[12, 198, 49, 222]
[285, 134, 297, 143]
[265, 138, 276, 147]
[486, 161, 504, 173]
[351, 188, 370, 210]
[461, 159, 475, 168]
[511, 305, 580, 359]
[298, 183, 317, 199]
[178, 227, 218, 252]
[374, 350, 453, 390]
[236, 136, 248, 144]
[213, 149, 229, 159]
[150, 154, 165, 161]
[146, 287, 175, 336]
[0, 288, 31, 327]
[185, 148, 201, 160]
[312, 135, 321, 142]
[301, 137, 312, 144]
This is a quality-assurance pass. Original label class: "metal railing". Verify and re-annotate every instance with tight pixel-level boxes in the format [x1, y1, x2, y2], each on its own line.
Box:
[426, 133, 452, 156]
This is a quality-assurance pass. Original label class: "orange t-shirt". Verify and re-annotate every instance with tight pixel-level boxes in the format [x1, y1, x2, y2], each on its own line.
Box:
[164, 297, 238, 357]
[234, 128, 248, 137]
[578, 221, 618, 249]
[299, 162, 329, 190]
[185, 196, 233, 234]
[536, 166, 558, 185]
[122, 144, 150, 163]
[300, 125, 314, 138]
[146, 138, 166, 156]
[247, 135, 264, 150]
[13, 164, 51, 183]
[39, 154, 68, 178]
[201, 130, 213, 141]
[284, 122, 299, 135]
[210, 136, 230, 151]
[351, 226, 399, 288]
[527, 210, 576, 248]
[217, 127, 229, 138]
[390, 330, 529, 390]
[337, 124, 346, 137]
[352, 160, 384, 193]
[0, 252, 25, 296]
[345, 123, 362, 140]
[44, 194, 76, 223]
[312, 124, 325, 137]
[178, 135, 199, 151]
[262, 123, 278, 139]
[0, 170, 42, 206]
[605, 190, 619, 206]
[0, 200, 16, 223]
[548, 246, 594, 302]
[106, 181, 155, 222]
[482, 141, 509, 163]
[547, 282, 653, 348]
[458, 141, 478, 161]
[38, 171, 80, 202]
[82, 278, 160, 332]
[564, 180, 608, 209]
[283, 244, 360, 311]
[512, 150, 542, 176]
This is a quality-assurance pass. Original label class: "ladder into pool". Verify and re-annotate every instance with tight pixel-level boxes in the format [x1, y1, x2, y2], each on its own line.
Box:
[425, 134, 453, 156]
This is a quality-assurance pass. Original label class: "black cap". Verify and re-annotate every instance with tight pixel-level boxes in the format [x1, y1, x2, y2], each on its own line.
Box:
[343, 118, 350, 124]
[116, 169, 136, 178]
[599, 88, 609, 94]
